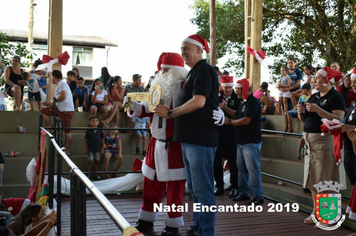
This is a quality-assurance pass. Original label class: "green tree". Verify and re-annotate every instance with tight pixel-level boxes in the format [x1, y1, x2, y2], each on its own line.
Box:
[190, 0, 356, 82]
[0, 32, 33, 87]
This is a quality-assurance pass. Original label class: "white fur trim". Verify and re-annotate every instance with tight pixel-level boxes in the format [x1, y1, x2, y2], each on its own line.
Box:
[161, 64, 184, 70]
[235, 83, 242, 88]
[155, 140, 185, 181]
[318, 69, 327, 77]
[141, 101, 150, 114]
[155, 141, 169, 181]
[221, 83, 234, 87]
[138, 209, 158, 222]
[352, 74, 356, 78]
[329, 78, 335, 84]
[165, 215, 184, 228]
[142, 161, 156, 181]
[183, 37, 204, 50]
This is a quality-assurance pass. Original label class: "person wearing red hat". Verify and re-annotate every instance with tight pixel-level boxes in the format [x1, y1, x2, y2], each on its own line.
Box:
[297, 66, 345, 225]
[125, 52, 187, 236]
[155, 34, 219, 236]
[213, 75, 240, 197]
[216, 78, 264, 205]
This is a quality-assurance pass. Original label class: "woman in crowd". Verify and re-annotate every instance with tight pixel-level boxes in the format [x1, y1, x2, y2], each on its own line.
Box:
[102, 76, 125, 127]
[89, 79, 109, 121]
[253, 82, 272, 114]
[298, 67, 345, 225]
[4, 56, 27, 111]
[330, 61, 343, 87]
[72, 67, 80, 79]
[99, 67, 112, 89]
[336, 74, 356, 112]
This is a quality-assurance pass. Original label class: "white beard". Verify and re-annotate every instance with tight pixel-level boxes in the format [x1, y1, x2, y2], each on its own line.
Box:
[151, 67, 188, 103]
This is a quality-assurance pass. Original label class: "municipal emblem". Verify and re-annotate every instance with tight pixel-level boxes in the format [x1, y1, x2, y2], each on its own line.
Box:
[320, 99, 327, 106]
[311, 181, 345, 230]
[229, 100, 235, 106]
[242, 105, 246, 113]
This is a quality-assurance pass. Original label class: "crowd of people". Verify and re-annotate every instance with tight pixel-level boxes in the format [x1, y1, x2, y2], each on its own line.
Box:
[3, 33, 356, 236]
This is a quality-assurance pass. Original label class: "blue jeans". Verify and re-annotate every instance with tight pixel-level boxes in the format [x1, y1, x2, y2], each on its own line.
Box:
[236, 142, 263, 199]
[181, 142, 216, 236]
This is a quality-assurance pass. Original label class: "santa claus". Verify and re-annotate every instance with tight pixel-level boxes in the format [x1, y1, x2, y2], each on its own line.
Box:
[125, 52, 188, 236]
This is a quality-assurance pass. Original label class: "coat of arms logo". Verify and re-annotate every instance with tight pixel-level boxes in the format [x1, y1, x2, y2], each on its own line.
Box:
[311, 181, 346, 230]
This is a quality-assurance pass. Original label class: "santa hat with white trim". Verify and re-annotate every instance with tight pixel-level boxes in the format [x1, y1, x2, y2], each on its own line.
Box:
[317, 67, 343, 86]
[2, 198, 31, 219]
[182, 34, 210, 56]
[221, 76, 234, 87]
[157, 52, 184, 72]
[351, 67, 356, 79]
[235, 78, 249, 102]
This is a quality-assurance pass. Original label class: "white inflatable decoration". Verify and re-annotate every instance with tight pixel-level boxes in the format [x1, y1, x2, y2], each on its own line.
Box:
[26, 158, 37, 186]
[45, 173, 144, 195]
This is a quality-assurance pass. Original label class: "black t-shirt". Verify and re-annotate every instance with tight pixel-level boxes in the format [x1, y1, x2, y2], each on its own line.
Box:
[174, 59, 219, 147]
[84, 129, 104, 152]
[69, 81, 77, 93]
[344, 100, 356, 152]
[235, 94, 262, 144]
[218, 89, 240, 136]
[303, 88, 346, 133]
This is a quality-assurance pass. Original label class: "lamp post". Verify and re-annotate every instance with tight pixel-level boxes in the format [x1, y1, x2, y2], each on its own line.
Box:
[28, 1, 37, 57]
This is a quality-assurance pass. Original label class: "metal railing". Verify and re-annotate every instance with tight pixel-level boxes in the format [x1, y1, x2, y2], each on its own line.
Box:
[41, 127, 142, 236]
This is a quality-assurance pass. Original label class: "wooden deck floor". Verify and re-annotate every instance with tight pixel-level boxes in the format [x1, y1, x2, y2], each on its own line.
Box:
[60, 191, 356, 236]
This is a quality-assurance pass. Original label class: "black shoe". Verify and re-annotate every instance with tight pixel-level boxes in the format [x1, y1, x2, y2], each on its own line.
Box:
[142, 150, 147, 156]
[161, 226, 178, 236]
[185, 229, 197, 236]
[248, 197, 264, 205]
[232, 193, 250, 201]
[134, 219, 153, 231]
[136, 147, 140, 155]
[228, 188, 239, 198]
[214, 187, 224, 196]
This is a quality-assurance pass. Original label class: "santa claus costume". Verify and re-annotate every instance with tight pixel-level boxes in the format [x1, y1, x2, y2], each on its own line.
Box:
[128, 52, 188, 234]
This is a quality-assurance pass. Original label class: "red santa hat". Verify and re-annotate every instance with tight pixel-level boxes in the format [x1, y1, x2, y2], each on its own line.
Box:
[2, 198, 31, 219]
[235, 78, 249, 102]
[317, 67, 343, 86]
[351, 67, 356, 79]
[221, 76, 234, 87]
[320, 124, 343, 165]
[157, 52, 185, 72]
[182, 34, 210, 55]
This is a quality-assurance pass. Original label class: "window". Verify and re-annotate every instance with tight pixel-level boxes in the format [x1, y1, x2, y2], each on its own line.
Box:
[72, 47, 93, 66]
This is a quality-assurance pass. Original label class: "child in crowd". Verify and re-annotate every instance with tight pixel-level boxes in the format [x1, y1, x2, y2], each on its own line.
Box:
[0, 86, 7, 111]
[66, 70, 77, 93]
[284, 83, 312, 132]
[277, 65, 291, 114]
[130, 117, 149, 156]
[19, 203, 57, 236]
[89, 79, 109, 122]
[23, 72, 41, 111]
[84, 115, 104, 180]
[103, 123, 123, 179]
[73, 77, 88, 111]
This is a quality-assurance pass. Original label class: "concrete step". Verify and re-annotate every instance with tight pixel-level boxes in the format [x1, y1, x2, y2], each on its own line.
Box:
[261, 135, 301, 161]
[2, 183, 31, 199]
[1, 133, 40, 157]
[261, 115, 303, 134]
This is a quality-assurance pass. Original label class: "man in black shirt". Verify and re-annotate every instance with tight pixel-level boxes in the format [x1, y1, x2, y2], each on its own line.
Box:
[217, 79, 264, 205]
[214, 75, 239, 197]
[155, 34, 219, 236]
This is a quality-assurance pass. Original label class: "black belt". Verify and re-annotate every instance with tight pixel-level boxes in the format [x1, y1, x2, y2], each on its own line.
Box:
[157, 138, 173, 150]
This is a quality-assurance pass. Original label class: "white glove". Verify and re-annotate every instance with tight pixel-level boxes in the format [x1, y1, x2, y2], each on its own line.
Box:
[213, 108, 225, 126]
[127, 101, 142, 118]
[123, 96, 130, 107]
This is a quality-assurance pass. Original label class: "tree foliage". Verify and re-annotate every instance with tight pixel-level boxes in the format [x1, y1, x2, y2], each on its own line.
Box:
[190, 0, 356, 82]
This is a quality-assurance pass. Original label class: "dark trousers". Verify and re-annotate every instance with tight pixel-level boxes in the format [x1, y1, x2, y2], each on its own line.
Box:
[213, 133, 238, 189]
[344, 151, 356, 185]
